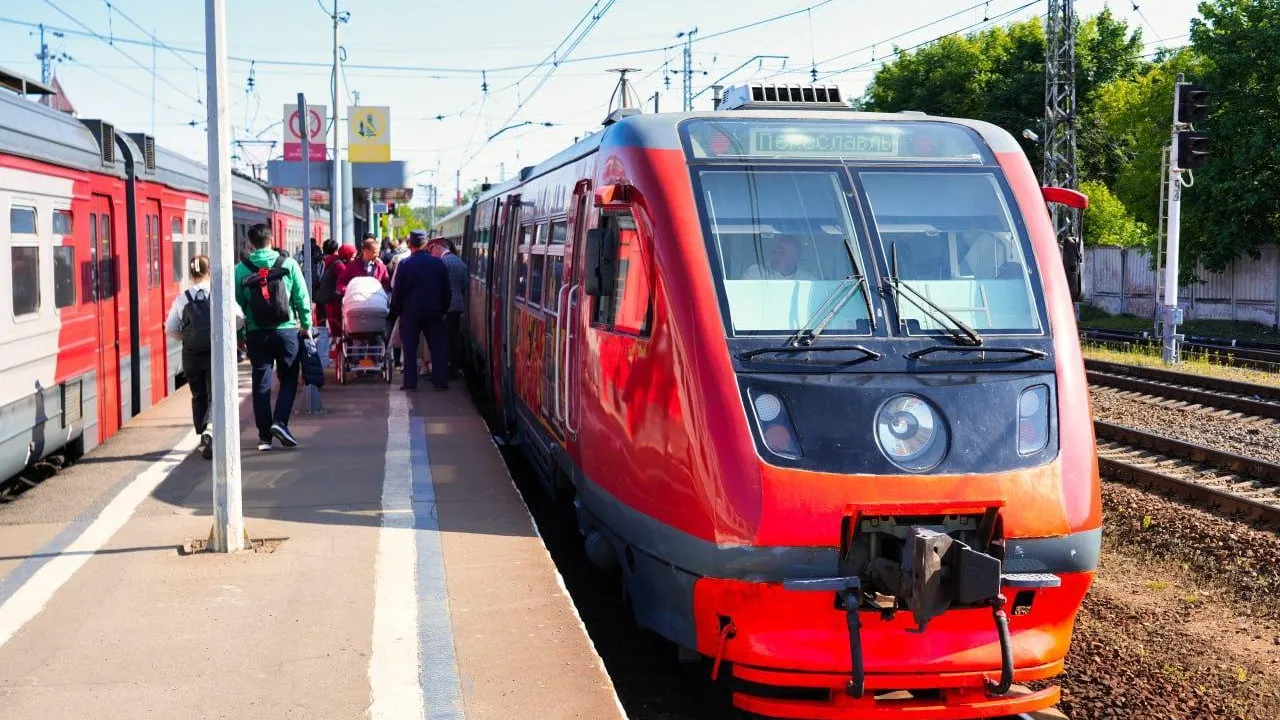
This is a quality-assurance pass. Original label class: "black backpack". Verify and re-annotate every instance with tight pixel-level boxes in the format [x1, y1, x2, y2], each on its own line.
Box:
[314, 261, 339, 305]
[240, 255, 292, 327]
[180, 288, 212, 352]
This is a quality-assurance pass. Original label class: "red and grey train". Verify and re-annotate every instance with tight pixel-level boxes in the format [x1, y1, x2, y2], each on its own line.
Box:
[0, 86, 325, 484]
[438, 84, 1097, 719]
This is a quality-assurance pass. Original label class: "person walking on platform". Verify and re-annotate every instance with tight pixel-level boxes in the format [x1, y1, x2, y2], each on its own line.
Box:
[236, 224, 313, 451]
[164, 255, 242, 460]
[391, 230, 450, 392]
[434, 239, 468, 378]
[340, 237, 392, 294]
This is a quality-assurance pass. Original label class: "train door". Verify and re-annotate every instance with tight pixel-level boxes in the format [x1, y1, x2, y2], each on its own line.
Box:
[89, 195, 121, 441]
[491, 194, 521, 432]
[145, 198, 165, 404]
[552, 180, 590, 438]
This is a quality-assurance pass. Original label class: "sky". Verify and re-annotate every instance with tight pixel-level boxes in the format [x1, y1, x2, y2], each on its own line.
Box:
[0, 0, 1204, 205]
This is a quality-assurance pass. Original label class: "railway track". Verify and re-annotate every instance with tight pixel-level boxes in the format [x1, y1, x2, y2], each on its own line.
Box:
[1094, 420, 1280, 526]
[1080, 328, 1280, 370]
[1085, 359, 1280, 420]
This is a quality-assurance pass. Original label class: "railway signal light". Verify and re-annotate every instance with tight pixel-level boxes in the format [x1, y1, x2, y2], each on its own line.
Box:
[1176, 84, 1209, 125]
[1177, 131, 1209, 170]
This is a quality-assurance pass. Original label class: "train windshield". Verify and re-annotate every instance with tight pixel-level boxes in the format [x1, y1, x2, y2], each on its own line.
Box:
[860, 171, 1041, 335]
[698, 169, 873, 336]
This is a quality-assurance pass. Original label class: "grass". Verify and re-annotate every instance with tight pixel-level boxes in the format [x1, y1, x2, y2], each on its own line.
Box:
[1083, 341, 1280, 388]
[1078, 305, 1280, 344]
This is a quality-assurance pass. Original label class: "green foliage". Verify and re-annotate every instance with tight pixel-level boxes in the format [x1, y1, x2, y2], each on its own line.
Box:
[1184, 0, 1280, 271]
[861, 10, 1145, 182]
[1080, 180, 1153, 248]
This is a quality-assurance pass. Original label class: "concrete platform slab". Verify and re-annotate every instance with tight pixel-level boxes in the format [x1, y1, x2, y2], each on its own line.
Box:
[0, 369, 623, 720]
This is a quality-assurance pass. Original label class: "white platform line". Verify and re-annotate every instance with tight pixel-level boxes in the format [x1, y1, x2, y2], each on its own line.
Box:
[0, 431, 198, 649]
[369, 391, 425, 720]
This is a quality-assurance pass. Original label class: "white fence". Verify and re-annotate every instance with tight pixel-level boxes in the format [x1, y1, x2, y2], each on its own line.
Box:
[1082, 245, 1280, 328]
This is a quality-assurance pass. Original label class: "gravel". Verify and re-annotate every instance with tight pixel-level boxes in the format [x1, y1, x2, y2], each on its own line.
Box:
[1090, 387, 1280, 465]
[1100, 482, 1280, 615]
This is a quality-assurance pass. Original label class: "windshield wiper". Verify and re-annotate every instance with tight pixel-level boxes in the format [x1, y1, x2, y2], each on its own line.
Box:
[886, 241, 984, 347]
[906, 346, 1046, 362]
[738, 344, 883, 362]
[787, 236, 876, 348]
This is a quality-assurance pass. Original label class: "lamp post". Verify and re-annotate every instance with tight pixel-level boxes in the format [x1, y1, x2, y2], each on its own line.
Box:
[487, 121, 554, 142]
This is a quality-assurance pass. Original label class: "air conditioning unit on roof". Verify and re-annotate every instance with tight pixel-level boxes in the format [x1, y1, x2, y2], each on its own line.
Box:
[716, 83, 844, 111]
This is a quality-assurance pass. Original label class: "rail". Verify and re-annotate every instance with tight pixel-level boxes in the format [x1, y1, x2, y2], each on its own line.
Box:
[1085, 360, 1280, 420]
[1094, 420, 1280, 526]
[1080, 328, 1280, 370]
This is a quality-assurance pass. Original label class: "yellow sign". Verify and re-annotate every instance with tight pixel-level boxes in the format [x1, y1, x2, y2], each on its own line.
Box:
[348, 106, 390, 163]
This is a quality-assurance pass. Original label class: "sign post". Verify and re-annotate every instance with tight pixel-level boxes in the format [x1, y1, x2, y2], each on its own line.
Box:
[204, 0, 245, 553]
[299, 92, 323, 414]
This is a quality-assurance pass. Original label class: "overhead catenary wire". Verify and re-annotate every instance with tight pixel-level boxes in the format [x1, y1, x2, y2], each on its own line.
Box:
[36, 0, 204, 107]
[102, 0, 201, 72]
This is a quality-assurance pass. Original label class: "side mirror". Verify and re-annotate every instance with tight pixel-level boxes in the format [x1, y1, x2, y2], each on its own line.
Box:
[1042, 186, 1089, 210]
[584, 228, 605, 297]
[593, 183, 632, 208]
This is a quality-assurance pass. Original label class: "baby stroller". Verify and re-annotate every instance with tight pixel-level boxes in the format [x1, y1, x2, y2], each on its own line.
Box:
[336, 276, 392, 385]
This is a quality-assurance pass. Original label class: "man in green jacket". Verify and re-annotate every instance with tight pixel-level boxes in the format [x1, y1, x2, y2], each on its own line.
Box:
[235, 223, 313, 451]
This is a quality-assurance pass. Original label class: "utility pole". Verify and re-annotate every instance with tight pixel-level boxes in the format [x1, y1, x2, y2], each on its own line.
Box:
[37, 24, 50, 83]
[678, 27, 697, 112]
[1044, 0, 1080, 301]
[330, 0, 351, 246]
[204, 0, 245, 553]
[456, 168, 461, 206]
[299, 92, 324, 413]
[1161, 75, 1210, 364]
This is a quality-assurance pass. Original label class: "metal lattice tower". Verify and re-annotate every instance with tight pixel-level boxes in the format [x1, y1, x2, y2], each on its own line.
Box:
[1045, 0, 1081, 299]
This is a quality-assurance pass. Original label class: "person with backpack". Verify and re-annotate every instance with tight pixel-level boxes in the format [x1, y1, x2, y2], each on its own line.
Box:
[164, 255, 241, 460]
[235, 223, 313, 451]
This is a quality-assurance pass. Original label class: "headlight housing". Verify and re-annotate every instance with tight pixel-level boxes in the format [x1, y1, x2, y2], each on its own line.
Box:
[875, 394, 948, 471]
[750, 389, 802, 459]
[1017, 385, 1050, 455]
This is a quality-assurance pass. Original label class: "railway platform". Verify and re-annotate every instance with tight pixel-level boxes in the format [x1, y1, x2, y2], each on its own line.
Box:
[0, 370, 624, 720]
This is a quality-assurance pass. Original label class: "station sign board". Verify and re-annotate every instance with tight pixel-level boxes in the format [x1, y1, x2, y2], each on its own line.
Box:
[349, 105, 391, 163]
[284, 104, 327, 161]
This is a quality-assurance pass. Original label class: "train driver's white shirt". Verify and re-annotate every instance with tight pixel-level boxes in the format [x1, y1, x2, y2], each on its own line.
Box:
[741, 263, 817, 281]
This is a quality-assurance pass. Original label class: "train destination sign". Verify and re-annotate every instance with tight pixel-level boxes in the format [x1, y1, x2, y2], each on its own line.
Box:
[751, 128, 899, 156]
[685, 119, 990, 163]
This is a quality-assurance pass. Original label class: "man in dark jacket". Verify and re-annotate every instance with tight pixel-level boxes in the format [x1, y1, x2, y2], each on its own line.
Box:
[391, 230, 450, 391]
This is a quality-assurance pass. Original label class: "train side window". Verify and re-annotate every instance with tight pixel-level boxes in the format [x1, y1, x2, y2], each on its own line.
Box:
[516, 252, 530, 303]
[530, 252, 545, 307]
[11, 248, 40, 317]
[593, 210, 653, 336]
[9, 206, 37, 235]
[152, 215, 163, 287]
[172, 219, 185, 283]
[53, 210, 73, 235]
[54, 246, 76, 308]
[188, 218, 197, 235]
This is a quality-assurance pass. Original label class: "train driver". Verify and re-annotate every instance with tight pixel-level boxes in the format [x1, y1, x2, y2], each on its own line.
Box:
[742, 233, 816, 281]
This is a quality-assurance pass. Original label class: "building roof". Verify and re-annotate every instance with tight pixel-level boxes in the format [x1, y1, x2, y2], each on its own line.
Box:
[0, 66, 55, 96]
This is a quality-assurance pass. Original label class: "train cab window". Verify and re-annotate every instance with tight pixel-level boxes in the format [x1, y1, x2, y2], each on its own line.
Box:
[859, 172, 1042, 334]
[9, 206, 36, 235]
[54, 246, 76, 308]
[698, 170, 871, 336]
[53, 210, 72, 235]
[593, 210, 653, 336]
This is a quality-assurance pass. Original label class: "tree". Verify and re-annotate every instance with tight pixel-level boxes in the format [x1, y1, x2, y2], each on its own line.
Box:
[1184, 0, 1280, 270]
[1081, 180, 1153, 248]
[861, 11, 1145, 183]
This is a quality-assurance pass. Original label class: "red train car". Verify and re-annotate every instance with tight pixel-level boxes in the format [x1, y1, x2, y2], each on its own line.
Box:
[442, 85, 1098, 719]
[0, 83, 325, 482]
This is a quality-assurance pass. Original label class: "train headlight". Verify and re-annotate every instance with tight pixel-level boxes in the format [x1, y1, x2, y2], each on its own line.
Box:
[750, 390, 802, 459]
[875, 394, 947, 471]
[1018, 385, 1050, 455]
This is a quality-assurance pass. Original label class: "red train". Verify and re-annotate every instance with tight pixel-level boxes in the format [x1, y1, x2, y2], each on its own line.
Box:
[439, 84, 1098, 719]
[0, 86, 325, 482]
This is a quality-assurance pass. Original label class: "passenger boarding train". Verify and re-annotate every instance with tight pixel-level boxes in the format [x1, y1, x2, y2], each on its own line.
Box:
[0, 86, 326, 484]
[437, 84, 1098, 719]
